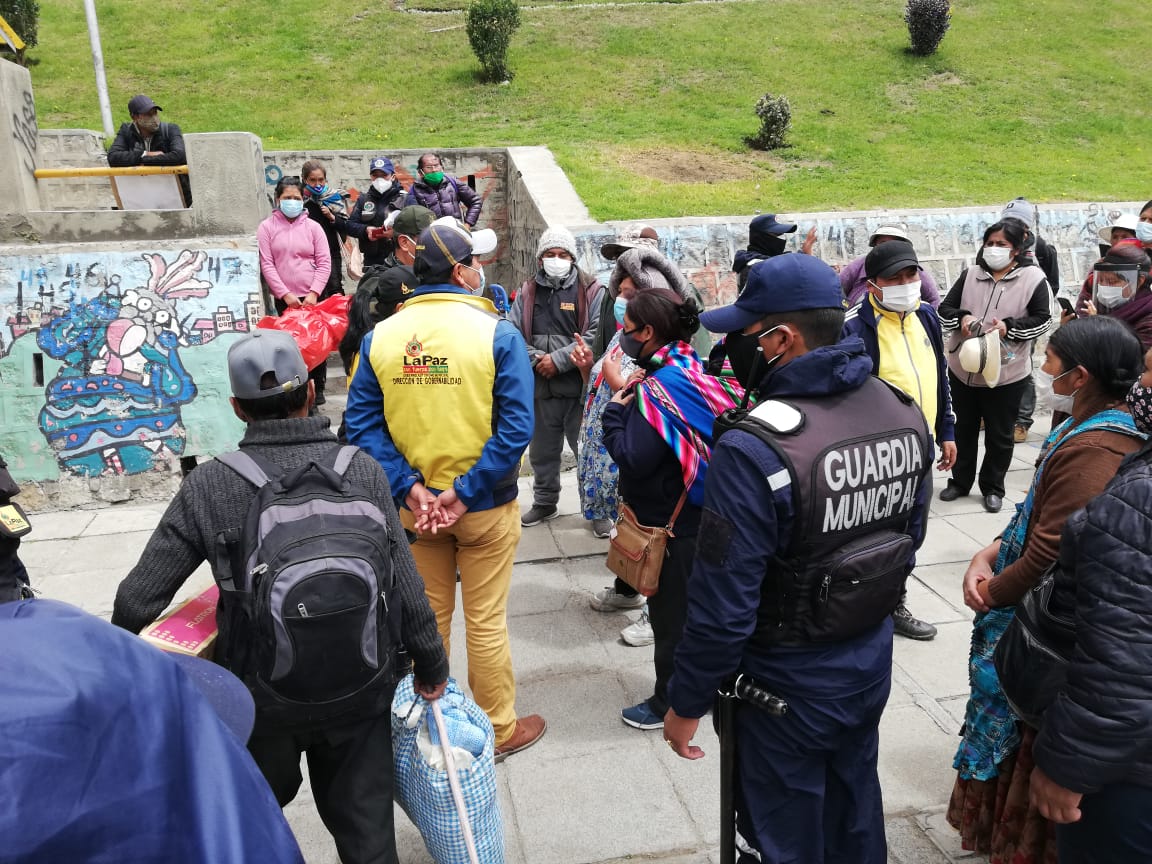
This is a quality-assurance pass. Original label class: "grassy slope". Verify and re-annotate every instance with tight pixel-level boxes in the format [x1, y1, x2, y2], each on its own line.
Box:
[31, 0, 1152, 219]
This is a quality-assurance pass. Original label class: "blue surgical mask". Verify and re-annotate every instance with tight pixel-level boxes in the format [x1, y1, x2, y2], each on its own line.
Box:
[279, 198, 303, 219]
[1137, 221, 1152, 244]
[613, 297, 628, 325]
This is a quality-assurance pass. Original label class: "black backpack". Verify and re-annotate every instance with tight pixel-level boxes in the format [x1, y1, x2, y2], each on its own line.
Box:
[215, 444, 397, 725]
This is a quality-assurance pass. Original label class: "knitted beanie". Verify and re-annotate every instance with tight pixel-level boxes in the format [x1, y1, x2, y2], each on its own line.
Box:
[537, 226, 578, 260]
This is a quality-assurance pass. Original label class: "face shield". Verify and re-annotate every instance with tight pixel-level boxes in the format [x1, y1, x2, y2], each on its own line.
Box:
[1092, 262, 1150, 310]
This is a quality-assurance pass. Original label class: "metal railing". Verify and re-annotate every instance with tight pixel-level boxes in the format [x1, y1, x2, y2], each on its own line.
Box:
[33, 165, 189, 179]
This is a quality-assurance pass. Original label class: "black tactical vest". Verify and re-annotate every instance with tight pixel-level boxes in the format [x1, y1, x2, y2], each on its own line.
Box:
[717, 376, 933, 647]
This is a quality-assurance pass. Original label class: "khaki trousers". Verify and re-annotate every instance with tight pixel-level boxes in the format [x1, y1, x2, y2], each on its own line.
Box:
[401, 500, 520, 745]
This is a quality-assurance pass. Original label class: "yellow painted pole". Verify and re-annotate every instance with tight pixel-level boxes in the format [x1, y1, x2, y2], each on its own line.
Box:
[34, 166, 190, 178]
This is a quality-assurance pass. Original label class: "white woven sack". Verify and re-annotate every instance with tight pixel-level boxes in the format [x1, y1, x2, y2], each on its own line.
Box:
[391, 675, 504, 863]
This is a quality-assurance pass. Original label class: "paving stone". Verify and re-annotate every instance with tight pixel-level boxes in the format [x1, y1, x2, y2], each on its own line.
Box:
[878, 704, 960, 813]
[21, 509, 95, 541]
[549, 513, 610, 559]
[507, 600, 610, 682]
[81, 503, 169, 536]
[912, 563, 970, 614]
[507, 561, 574, 617]
[893, 620, 973, 701]
[913, 522, 984, 567]
[918, 807, 988, 860]
[514, 669, 641, 760]
[885, 813, 954, 863]
[938, 695, 969, 727]
[513, 524, 562, 563]
[506, 743, 699, 863]
[944, 511, 1014, 546]
[903, 576, 968, 625]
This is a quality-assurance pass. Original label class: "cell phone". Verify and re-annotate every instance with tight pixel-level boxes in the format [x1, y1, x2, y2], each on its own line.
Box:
[1056, 297, 1074, 314]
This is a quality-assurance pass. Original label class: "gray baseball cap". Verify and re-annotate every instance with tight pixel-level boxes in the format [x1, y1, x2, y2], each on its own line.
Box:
[227, 331, 307, 400]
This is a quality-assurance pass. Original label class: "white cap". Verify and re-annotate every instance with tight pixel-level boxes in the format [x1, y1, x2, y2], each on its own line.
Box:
[869, 226, 910, 246]
[429, 215, 498, 256]
[1099, 214, 1141, 244]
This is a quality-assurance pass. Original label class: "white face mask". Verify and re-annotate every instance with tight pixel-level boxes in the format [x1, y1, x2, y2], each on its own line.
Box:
[372, 177, 393, 195]
[1096, 282, 1129, 309]
[982, 246, 1014, 271]
[541, 257, 573, 280]
[876, 280, 921, 313]
[1034, 367, 1077, 412]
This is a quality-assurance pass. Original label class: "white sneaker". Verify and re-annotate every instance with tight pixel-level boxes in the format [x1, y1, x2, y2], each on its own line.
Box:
[589, 586, 645, 612]
[620, 606, 654, 646]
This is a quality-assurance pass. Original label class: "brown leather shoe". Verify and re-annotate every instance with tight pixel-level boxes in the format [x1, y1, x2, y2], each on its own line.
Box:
[494, 714, 547, 763]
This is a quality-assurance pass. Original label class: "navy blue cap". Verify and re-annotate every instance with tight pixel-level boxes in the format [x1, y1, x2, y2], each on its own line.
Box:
[749, 213, 798, 236]
[369, 157, 395, 175]
[700, 254, 844, 333]
[128, 94, 161, 115]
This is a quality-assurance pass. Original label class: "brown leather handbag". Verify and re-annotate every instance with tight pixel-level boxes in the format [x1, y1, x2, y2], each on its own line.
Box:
[605, 491, 687, 597]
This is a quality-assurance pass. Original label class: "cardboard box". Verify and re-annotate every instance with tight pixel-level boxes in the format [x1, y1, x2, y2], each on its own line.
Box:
[141, 584, 219, 659]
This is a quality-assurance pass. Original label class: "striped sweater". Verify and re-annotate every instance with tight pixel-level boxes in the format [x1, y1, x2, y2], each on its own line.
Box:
[938, 263, 1052, 388]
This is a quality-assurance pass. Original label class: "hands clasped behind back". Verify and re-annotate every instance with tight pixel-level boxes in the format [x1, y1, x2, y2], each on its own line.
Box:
[406, 482, 469, 534]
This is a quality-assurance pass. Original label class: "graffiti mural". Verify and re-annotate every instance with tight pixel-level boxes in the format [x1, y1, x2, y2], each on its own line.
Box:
[1, 249, 261, 477]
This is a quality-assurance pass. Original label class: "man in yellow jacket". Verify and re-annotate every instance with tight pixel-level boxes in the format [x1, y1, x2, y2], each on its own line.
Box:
[345, 218, 547, 760]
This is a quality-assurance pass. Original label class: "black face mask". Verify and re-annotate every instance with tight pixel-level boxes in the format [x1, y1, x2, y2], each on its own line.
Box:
[724, 331, 761, 391]
[619, 328, 646, 360]
[749, 234, 788, 257]
[726, 326, 787, 405]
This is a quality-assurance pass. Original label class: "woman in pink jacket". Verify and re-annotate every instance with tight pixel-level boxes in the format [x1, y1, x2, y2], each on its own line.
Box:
[257, 176, 333, 399]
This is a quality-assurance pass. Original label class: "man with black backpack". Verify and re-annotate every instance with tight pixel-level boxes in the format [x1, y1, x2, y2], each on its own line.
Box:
[113, 330, 448, 864]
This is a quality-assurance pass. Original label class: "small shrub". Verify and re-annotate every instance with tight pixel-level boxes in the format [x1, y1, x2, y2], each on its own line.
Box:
[745, 93, 791, 151]
[0, 0, 39, 63]
[904, 0, 951, 56]
[466, 0, 521, 83]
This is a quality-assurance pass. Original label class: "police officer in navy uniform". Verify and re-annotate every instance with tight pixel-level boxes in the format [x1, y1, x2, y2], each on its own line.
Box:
[663, 254, 933, 863]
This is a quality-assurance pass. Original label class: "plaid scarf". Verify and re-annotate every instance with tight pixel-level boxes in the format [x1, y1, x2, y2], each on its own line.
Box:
[634, 341, 744, 505]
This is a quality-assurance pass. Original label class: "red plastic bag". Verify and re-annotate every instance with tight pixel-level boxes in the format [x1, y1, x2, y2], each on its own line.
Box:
[256, 294, 351, 370]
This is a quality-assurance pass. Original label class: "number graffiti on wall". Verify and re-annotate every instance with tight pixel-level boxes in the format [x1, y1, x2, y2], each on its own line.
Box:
[2, 250, 262, 477]
[11, 89, 37, 176]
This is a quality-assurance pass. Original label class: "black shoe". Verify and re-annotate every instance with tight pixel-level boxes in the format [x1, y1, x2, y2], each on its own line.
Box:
[939, 486, 966, 502]
[314, 391, 327, 406]
[892, 603, 937, 640]
[983, 494, 1003, 513]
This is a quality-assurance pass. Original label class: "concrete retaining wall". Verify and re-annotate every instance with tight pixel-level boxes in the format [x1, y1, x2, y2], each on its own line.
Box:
[565, 203, 1148, 310]
[262, 148, 518, 287]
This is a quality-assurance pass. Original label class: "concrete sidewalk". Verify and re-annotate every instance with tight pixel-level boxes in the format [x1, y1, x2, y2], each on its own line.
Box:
[16, 429, 1053, 862]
